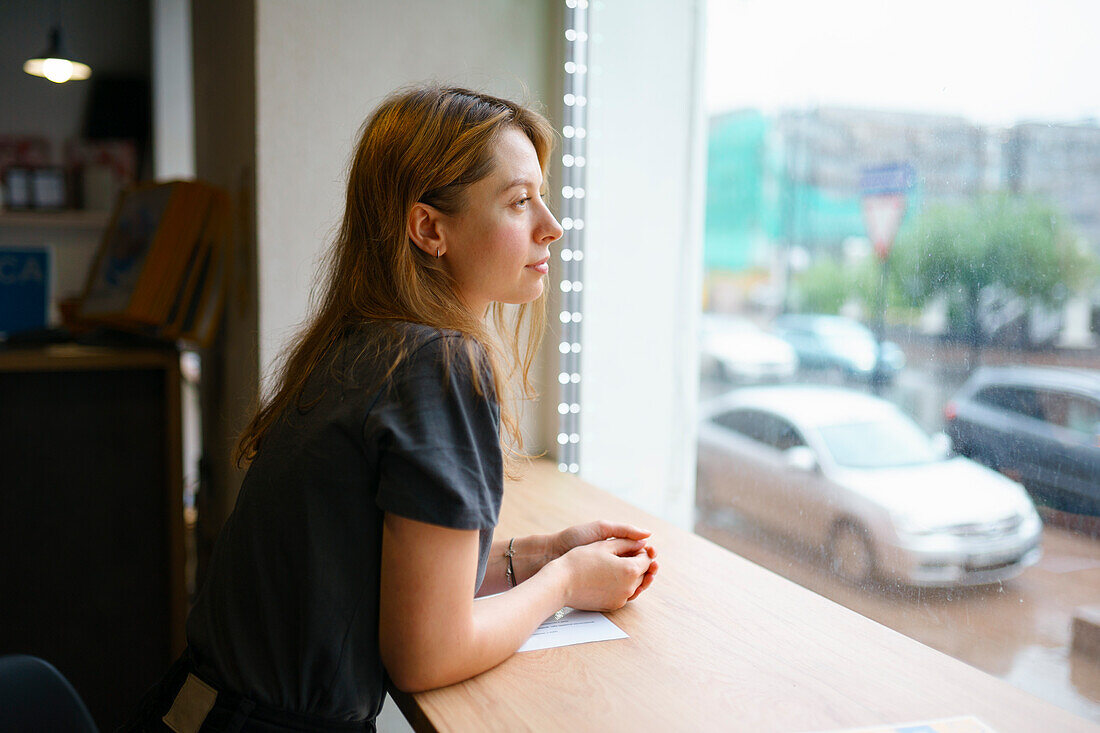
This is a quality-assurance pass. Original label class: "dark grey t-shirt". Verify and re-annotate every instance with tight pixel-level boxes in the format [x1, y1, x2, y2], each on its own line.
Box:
[185, 322, 503, 722]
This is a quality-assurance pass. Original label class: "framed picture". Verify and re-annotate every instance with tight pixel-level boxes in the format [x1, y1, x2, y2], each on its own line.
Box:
[31, 167, 67, 210]
[3, 167, 32, 210]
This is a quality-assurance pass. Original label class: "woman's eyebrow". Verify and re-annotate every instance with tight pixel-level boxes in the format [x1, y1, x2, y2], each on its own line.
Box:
[499, 176, 539, 194]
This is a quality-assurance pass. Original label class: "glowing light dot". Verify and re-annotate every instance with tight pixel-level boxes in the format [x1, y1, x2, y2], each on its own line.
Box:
[563, 125, 575, 138]
[573, 282, 583, 292]
[561, 249, 574, 261]
[557, 433, 569, 445]
[560, 280, 573, 292]
[574, 251, 584, 261]
[571, 372, 581, 383]
[569, 463, 580, 473]
[562, 217, 574, 230]
[571, 342, 581, 353]
[559, 462, 569, 472]
[576, 156, 586, 167]
[559, 310, 571, 324]
[569, 433, 580, 444]
[558, 403, 569, 414]
[574, 188, 585, 199]
[562, 154, 575, 166]
[575, 128, 587, 139]
[564, 93, 576, 106]
[564, 61, 577, 74]
[558, 372, 570, 385]
[573, 219, 585, 230]
[559, 341, 570, 353]
[571, 312, 583, 323]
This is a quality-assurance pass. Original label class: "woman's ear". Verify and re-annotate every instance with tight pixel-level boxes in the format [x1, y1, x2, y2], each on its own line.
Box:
[408, 203, 446, 258]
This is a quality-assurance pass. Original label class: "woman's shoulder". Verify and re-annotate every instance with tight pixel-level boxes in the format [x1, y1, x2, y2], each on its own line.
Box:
[344, 319, 488, 382]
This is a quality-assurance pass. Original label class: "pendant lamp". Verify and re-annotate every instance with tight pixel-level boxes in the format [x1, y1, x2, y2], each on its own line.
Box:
[23, 25, 92, 84]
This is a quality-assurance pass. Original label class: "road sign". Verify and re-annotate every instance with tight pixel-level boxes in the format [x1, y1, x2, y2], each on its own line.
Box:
[862, 194, 907, 260]
[860, 163, 914, 260]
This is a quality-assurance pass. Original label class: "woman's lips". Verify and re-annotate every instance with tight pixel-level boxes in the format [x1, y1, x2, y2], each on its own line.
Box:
[527, 258, 549, 274]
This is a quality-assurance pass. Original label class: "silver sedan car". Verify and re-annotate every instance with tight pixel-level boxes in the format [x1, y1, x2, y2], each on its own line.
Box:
[697, 386, 1043, 587]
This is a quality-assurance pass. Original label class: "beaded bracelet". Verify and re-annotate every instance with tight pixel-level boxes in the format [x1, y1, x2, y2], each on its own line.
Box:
[504, 537, 517, 588]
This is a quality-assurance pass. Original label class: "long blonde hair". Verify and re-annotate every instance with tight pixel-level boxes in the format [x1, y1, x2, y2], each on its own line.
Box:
[236, 86, 554, 475]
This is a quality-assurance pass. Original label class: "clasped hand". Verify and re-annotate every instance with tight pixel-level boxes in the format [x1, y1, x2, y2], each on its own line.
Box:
[550, 520, 659, 611]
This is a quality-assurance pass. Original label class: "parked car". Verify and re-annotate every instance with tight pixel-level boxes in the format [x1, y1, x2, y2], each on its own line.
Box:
[945, 366, 1100, 516]
[772, 314, 905, 383]
[697, 386, 1043, 587]
[700, 314, 798, 383]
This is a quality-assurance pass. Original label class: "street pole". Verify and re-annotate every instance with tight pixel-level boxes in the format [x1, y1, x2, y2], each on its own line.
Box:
[873, 254, 888, 395]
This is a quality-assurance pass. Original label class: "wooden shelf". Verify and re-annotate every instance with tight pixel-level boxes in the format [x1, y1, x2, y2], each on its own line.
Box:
[0, 210, 110, 230]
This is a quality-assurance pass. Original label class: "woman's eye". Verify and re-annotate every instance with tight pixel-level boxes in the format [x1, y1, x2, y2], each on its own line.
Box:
[514, 196, 531, 208]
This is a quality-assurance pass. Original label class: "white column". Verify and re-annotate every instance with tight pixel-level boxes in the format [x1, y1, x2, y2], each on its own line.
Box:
[579, 0, 707, 528]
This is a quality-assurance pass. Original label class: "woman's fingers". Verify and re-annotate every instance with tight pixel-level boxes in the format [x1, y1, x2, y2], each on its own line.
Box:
[626, 560, 659, 601]
[598, 521, 651, 541]
[605, 537, 648, 557]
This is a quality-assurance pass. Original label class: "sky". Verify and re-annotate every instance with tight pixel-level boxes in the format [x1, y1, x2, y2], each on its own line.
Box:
[706, 0, 1100, 126]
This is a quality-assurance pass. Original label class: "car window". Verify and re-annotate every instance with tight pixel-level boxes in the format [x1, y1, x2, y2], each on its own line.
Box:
[712, 408, 806, 450]
[817, 418, 939, 468]
[712, 408, 768, 441]
[771, 417, 807, 451]
[1038, 390, 1100, 434]
[974, 385, 1043, 421]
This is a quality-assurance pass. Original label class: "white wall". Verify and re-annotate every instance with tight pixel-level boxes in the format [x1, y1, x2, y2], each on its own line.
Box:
[254, 0, 559, 384]
[580, 0, 707, 528]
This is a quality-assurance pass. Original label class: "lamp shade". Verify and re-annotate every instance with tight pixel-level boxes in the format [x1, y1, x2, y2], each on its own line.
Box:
[23, 26, 92, 84]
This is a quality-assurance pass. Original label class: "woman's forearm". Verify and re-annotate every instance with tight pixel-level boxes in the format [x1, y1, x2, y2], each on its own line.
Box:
[392, 559, 570, 692]
[476, 533, 558, 596]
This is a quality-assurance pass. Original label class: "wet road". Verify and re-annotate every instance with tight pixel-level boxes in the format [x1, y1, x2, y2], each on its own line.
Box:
[695, 507, 1100, 724]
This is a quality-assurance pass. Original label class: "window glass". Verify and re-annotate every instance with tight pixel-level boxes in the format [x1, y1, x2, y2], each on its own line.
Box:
[976, 386, 1043, 420]
[818, 419, 938, 468]
[695, 0, 1100, 722]
[1039, 391, 1100, 434]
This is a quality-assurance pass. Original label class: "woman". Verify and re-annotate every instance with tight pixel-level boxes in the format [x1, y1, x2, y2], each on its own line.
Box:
[128, 86, 658, 731]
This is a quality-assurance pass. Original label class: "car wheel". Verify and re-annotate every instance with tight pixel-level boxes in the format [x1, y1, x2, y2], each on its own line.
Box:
[828, 521, 876, 585]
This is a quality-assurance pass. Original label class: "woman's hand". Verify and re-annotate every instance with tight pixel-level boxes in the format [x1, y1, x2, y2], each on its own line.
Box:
[554, 538, 656, 612]
[552, 520, 652, 557]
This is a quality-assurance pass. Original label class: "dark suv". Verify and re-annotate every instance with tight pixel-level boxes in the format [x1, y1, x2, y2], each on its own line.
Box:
[945, 366, 1100, 516]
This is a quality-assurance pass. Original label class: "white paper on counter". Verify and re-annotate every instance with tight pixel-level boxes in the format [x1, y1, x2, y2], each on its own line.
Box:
[516, 607, 628, 652]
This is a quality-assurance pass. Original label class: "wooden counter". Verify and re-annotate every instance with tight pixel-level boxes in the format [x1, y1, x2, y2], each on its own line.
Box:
[392, 460, 1096, 732]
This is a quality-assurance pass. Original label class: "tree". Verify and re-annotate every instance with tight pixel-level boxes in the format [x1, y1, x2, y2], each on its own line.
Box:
[791, 259, 849, 314]
[890, 195, 1094, 347]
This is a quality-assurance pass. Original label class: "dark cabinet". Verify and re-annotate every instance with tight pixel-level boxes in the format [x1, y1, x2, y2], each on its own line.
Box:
[0, 345, 185, 730]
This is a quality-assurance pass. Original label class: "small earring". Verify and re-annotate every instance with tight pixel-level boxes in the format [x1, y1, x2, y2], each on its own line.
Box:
[436, 248, 441, 258]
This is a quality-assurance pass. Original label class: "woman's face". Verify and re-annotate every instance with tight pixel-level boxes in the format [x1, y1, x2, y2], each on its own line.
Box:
[441, 128, 564, 316]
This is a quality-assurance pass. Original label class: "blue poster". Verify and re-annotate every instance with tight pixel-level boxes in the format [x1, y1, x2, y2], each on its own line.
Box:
[0, 247, 50, 338]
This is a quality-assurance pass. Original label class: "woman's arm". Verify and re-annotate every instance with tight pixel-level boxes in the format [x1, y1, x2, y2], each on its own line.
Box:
[476, 521, 657, 597]
[379, 514, 654, 693]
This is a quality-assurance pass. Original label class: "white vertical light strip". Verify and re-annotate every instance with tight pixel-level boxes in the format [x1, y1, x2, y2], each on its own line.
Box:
[152, 0, 196, 178]
[558, 0, 589, 475]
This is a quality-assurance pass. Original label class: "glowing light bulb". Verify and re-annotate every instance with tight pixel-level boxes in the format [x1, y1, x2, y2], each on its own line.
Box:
[42, 58, 74, 83]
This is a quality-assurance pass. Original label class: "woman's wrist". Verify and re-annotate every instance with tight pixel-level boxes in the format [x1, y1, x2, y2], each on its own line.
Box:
[511, 533, 557, 584]
[536, 553, 573, 608]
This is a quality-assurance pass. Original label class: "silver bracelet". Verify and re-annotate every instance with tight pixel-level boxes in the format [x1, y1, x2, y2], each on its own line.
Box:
[504, 537, 517, 588]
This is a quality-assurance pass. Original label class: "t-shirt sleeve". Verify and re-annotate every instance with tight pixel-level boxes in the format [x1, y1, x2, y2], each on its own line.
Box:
[370, 335, 503, 530]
